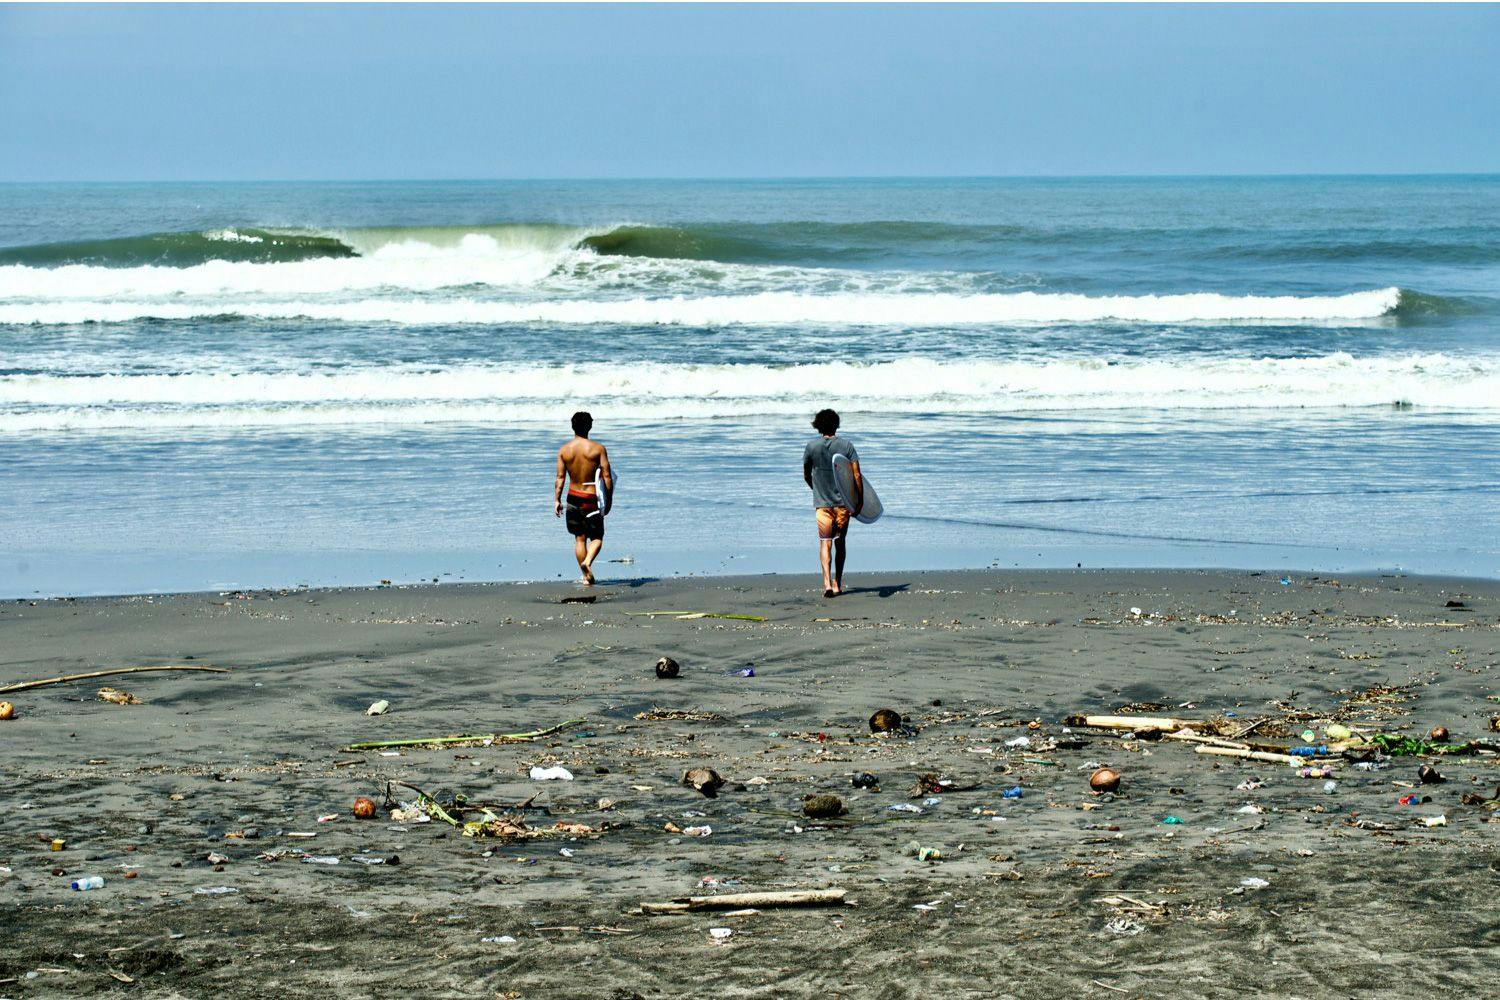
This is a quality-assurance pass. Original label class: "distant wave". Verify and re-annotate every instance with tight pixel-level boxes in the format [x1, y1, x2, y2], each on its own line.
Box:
[0, 287, 1404, 327]
[6, 221, 1498, 270]
[4, 352, 1495, 432]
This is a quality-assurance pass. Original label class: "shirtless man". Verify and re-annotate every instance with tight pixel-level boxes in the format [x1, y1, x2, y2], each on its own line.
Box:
[803, 408, 862, 598]
[553, 411, 613, 585]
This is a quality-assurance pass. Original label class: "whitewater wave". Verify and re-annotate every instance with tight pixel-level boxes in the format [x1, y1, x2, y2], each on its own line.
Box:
[0, 287, 1403, 328]
[4, 352, 1494, 432]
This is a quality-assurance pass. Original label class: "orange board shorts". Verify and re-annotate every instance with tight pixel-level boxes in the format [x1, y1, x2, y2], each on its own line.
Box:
[816, 506, 851, 540]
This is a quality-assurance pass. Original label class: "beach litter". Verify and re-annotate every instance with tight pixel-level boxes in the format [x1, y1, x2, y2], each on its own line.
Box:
[0, 664, 229, 694]
[1089, 767, 1122, 793]
[626, 610, 768, 622]
[869, 708, 903, 733]
[365, 700, 390, 716]
[802, 794, 846, 819]
[641, 889, 848, 914]
[342, 719, 584, 752]
[682, 767, 726, 797]
[97, 687, 140, 705]
[0, 701, 15, 720]
[70, 876, 104, 891]
[352, 796, 377, 818]
[654, 656, 680, 679]
[530, 766, 574, 781]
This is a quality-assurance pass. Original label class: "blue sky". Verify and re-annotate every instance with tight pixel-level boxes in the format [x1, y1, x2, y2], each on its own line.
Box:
[2, 3, 1497, 180]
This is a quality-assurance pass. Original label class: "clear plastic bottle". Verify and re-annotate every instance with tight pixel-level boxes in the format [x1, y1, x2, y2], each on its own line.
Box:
[70, 875, 105, 891]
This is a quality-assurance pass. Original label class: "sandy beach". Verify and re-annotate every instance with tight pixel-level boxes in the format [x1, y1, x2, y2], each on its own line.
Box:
[1, 568, 1496, 997]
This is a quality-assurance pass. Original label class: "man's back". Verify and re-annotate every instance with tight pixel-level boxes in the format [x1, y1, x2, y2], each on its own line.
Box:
[804, 434, 857, 508]
[560, 437, 606, 490]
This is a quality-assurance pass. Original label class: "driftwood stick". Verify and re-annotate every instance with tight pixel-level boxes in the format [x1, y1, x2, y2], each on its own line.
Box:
[664, 889, 847, 911]
[1065, 715, 1198, 732]
[1164, 731, 1250, 751]
[343, 719, 584, 752]
[1230, 719, 1267, 740]
[1195, 746, 1307, 765]
[0, 665, 229, 694]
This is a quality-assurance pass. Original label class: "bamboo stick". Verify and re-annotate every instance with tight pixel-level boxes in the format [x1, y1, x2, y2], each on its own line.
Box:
[643, 889, 847, 913]
[1195, 746, 1307, 765]
[342, 718, 583, 752]
[1065, 714, 1198, 732]
[1164, 731, 1250, 751]
[0, 665, 229, 694]
[624, 611, 769, 622]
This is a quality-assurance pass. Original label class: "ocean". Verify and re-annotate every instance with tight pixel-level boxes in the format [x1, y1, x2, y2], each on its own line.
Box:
[2, 176, 1498, 596]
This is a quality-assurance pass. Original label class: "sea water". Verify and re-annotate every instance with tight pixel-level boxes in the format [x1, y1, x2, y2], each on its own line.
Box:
[2, 177, 1498, 596]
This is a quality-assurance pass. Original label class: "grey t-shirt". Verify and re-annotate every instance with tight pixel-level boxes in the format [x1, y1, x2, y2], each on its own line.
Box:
[804, 435, 858, 509]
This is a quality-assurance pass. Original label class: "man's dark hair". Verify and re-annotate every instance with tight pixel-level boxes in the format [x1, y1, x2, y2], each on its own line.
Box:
[812, 409, 840, 435]
[571, 411, 593, 436]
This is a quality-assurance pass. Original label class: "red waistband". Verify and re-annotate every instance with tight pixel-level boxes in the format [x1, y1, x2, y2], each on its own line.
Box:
[568, 488, 596, 499]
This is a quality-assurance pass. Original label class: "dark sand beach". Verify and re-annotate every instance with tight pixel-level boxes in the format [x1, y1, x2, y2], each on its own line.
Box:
[2, 569, 1497, 997]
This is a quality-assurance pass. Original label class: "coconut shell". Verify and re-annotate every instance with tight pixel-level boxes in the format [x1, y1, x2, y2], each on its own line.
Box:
[682, 767, 725, 798]
[1089, 767, 1122, 794]
[802, 794, 846, 819]
[0, 701, 13, 721]
[351, 796, 377, 818]
[1417, 765, 1444, 785]
[869, 708, 903, 733]
[1430, 726, 1450, 743]
[655, 657, 680, 679]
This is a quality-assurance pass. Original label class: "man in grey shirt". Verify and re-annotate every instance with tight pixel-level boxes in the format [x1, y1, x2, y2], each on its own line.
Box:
[803, 408, 862, 598]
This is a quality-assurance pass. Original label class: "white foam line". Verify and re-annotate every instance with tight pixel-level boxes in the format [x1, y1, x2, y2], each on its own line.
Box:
[0, 288, 1402, 327]
[3, 352, 1495, 432]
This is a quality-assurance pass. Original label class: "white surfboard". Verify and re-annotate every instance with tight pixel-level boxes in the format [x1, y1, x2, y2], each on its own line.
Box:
[832, 453, 882, 524]
[593, 468, 615, 517]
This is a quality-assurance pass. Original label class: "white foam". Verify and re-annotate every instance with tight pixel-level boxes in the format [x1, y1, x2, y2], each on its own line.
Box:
[0, 287, 1401, 327]
[3, 352, 1494, 432]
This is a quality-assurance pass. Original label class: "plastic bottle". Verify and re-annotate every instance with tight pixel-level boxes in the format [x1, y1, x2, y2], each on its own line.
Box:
[70, 876, 104, 891]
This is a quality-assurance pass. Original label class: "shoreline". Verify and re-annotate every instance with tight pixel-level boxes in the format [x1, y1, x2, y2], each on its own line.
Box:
[2, 567, 1496, 996]
[9, 546, 1500, 603]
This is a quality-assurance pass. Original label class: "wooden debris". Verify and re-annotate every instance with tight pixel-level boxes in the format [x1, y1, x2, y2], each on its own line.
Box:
[1195, 746, 1306, 765]
[343, 718, 583, 752]
[0, 665, 229, 694]
[97, 687, 141, 706]
[625, 610, 769, 622]
[641, 888, 847, 914]
[1065, 714, 1198, 732]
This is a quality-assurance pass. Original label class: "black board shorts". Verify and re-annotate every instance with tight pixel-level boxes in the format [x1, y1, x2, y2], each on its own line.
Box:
[565, 491, 604, 541]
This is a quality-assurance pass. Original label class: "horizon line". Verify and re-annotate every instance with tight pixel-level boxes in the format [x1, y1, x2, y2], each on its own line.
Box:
[3, 171, 1499, 185]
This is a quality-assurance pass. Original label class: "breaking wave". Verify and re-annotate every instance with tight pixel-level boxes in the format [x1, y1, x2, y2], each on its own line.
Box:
[7, 220, 1499, 269]
[4, 352, 1495, 432]
[0, 288, 1404, 328]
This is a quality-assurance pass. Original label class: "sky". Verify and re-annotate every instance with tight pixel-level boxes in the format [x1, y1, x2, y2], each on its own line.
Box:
[1, 2, 1497, 180]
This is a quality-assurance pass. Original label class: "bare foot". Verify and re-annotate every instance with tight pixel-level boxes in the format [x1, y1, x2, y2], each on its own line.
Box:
[582, 568, 596, 586]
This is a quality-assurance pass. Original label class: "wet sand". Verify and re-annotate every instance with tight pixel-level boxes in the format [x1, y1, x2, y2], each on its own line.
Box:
[1, 569, 1497, 998]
